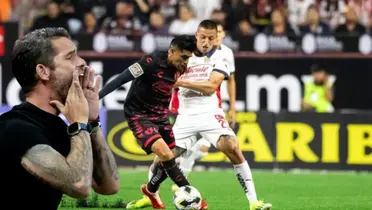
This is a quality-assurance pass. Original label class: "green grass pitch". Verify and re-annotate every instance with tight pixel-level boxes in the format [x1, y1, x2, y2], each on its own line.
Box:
[59, 168, 372, 210]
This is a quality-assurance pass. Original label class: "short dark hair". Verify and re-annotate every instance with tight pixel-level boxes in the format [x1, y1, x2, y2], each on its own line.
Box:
[198, 19, 217, 31]
[11, 27, 70, 94]
[170, 35, 196, 53]
[310, 64, 326, 73]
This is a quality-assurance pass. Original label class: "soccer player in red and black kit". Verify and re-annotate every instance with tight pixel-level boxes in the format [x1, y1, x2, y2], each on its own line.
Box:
[99, 36, 202, 209]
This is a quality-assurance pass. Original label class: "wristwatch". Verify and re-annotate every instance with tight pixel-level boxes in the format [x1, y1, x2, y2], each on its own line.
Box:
[67, 122, 92, 136]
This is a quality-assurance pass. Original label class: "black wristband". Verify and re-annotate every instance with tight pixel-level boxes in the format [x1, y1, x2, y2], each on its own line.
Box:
[89, 116, 100, 128]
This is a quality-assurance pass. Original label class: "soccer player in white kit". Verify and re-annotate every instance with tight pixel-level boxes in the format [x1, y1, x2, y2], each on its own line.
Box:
[174, 22, 237, 184]
[171, 20, 272, 210]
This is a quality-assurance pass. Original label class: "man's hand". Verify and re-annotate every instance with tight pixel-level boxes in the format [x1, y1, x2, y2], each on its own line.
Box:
[80, 66, 102, 121]
[50, 70, 89, 124]
[228, 109, 236, 128]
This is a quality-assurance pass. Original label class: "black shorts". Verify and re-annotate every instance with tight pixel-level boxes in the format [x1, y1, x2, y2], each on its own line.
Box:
[125, 114, 175, 155]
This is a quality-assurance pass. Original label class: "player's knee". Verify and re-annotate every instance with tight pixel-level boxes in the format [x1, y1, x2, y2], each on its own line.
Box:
[218, 135, 238, 155]
[157, 150, 174, 161]
[199, 145, 210, 153]
[151, 138, 175, 161]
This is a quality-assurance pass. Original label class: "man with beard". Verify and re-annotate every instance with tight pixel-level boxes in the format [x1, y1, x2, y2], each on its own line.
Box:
[0, 27, 120, 209]
[301, 64, 334, 112]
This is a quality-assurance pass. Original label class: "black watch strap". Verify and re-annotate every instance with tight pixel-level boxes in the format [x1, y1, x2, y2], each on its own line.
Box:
[89, 116, 101, 128]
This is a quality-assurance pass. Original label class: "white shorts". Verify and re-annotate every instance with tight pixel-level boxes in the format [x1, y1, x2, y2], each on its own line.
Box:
[173, 111, 236, 150]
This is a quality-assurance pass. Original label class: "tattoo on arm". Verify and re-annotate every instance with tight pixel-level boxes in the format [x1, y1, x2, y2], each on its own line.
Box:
[91, 128, 119, 187]
[21, 131, 93, 197]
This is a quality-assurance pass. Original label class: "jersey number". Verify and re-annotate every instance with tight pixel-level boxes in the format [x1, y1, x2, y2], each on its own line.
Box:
[215, 114, 228, 128]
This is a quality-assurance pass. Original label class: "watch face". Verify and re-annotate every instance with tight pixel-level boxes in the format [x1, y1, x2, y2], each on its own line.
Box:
[68, 122, 80, 135]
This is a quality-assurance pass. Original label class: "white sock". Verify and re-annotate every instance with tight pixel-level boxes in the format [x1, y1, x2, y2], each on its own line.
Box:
[233, 161, 258, 204]
[148, 164, 154, 182]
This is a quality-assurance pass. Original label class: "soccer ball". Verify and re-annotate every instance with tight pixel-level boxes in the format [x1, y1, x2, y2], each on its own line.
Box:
[173, 185, 202, 210]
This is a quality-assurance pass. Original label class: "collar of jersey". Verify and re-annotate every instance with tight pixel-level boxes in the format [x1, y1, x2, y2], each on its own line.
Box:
[194, 47, 217, 58]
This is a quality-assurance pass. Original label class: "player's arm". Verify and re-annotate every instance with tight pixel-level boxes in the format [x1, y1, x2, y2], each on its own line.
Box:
[175, 62, 229, 95]
[20, 130, 94, 198]
[175, 71, 226, 95]
[226, 50, 236, 111]
[89, 123, 120, 195]
[99, 54, 155, 99]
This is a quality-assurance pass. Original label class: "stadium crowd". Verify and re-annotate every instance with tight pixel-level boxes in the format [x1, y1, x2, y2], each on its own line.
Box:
[0, 0, 370, 36]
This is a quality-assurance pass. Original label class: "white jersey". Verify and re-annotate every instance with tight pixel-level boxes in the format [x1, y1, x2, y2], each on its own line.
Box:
[219, 44, 235, 74]
[171, 48, 231, 115]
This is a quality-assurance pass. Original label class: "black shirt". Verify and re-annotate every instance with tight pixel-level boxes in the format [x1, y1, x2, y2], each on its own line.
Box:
[0, 102, 70, 209]
[124, 51, 178, 120]
[334, 23, 366, 36]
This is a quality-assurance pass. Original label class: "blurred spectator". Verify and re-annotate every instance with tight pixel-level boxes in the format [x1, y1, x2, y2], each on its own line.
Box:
[10, 0, 50, 31]
[211, 9, 227, 27]
[302, 65, 334, 113]
[319, 0, 346, 29]
[264, 8, 296, 35]
[223, 0, 250, 32]
[288, 0, 315, 26]
[148, 10, 168, 33]
[100, 0, 142, 35]
[148, 0, 178, 23]
[69, 0, 108, 23]
[168, 4, 199, 35]
[60, 2, 82, 34]
[31, 1, 69, 32]
[234, 19, 256, 35]
[133, 0, 151, 25]
[300, 5, 331, 35]
[79, 12, 99, 34]
[334, 7, 366, 35]
[347, 0, 372, 27]
[0, 0, 11, 22]
[249, 0, 272, 31]
[188, 0, 222, 21]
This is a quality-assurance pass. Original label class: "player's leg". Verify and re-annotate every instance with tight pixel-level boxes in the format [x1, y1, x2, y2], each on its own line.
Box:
[125, 118, 189, 209]
[200, 113, 271, 210]
[178, 138, 211, 177]
[172, 117, 210, 210]
[146, 123, 190, 193]
[172, 138, 211, 192]
[216, 134, 271, 210]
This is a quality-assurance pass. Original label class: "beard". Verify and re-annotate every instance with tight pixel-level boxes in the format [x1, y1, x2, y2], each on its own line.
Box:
[51, 72, 72, 104]
[314, 80, 325, 85]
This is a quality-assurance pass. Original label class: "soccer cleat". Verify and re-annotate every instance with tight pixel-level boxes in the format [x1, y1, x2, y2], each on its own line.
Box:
[171, 184, 179, 192]
[250, 200, 272, 210]
[126, 195, 152, 209]
[141, 184, 165, 209]
[199, 199, 209, 210]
